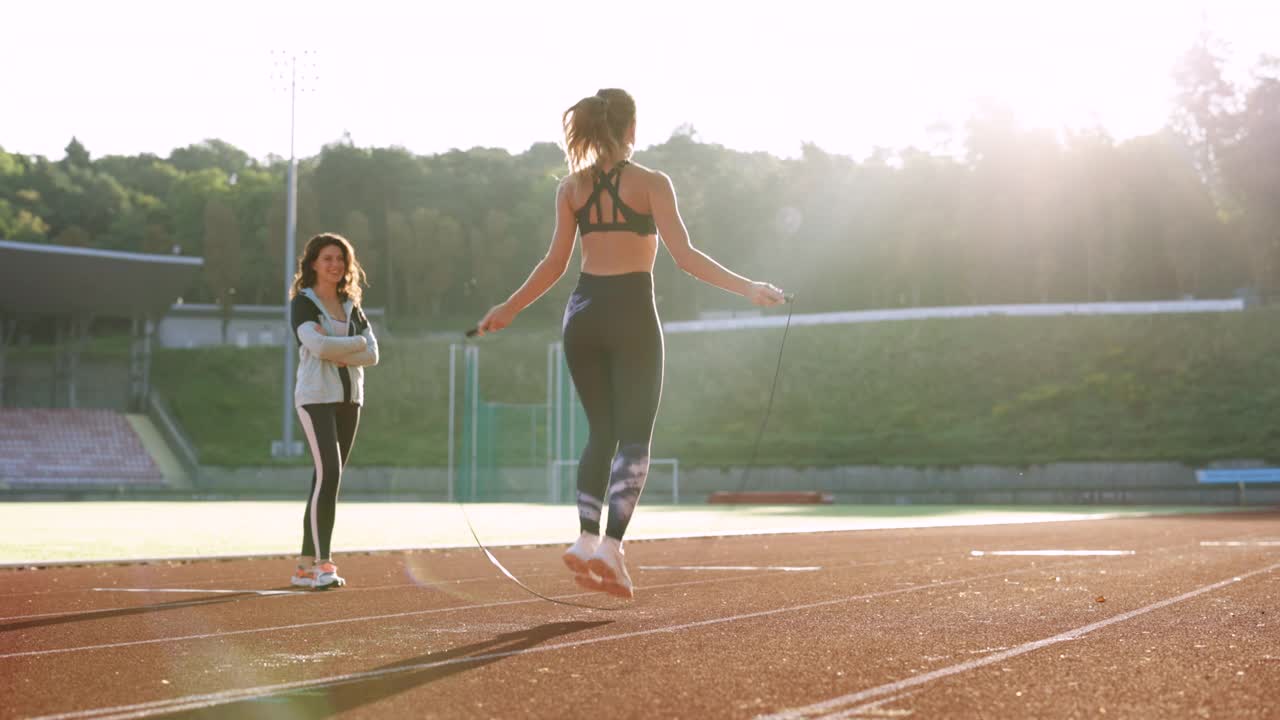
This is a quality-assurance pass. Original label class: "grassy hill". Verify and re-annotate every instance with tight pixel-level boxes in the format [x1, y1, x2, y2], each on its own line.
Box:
[148, 308, 1280, 468]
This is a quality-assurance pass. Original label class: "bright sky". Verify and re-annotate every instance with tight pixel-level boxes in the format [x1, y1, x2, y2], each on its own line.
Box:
[3, 0, 1276, 163]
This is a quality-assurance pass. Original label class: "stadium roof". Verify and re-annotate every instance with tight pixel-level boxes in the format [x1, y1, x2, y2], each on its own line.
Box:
[0, 239, 204, 319]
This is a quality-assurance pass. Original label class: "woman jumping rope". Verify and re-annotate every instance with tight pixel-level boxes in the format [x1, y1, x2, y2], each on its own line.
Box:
[473, 88, 787, 599]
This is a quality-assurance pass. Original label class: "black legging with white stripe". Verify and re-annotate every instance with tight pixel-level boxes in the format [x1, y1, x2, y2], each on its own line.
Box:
[296, 402, 360, 560]
[562, 271, 664, 541]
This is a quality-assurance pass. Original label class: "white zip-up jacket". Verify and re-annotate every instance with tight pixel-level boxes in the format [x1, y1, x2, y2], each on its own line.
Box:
[290, 288, 379, 408]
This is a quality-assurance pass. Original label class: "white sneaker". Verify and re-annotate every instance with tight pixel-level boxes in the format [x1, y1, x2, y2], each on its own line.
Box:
[290, 565, 315, 588]
[562, 533, 604, 590]
[587, 537, 634, 599]
[312, 561, 346, 590]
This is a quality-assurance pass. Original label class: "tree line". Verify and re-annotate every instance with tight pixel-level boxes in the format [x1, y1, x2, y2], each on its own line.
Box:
[2, 36, 1277, 331]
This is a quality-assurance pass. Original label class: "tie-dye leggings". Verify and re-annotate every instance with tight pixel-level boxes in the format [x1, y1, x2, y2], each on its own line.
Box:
[562, 271, 664, 541]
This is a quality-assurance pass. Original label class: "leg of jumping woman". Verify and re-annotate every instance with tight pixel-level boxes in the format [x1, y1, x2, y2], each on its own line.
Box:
[588, 272, 664, 598]
[567, 346, 616, 536]
[560, 281, 615, 585]
[602, 307, 663, 542]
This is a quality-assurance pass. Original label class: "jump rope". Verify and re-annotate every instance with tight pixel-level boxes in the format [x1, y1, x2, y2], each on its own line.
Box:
[459, 292, 796, 609]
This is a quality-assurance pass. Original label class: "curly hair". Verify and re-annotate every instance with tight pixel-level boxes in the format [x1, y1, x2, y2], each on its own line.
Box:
[289, 232, 368, 306]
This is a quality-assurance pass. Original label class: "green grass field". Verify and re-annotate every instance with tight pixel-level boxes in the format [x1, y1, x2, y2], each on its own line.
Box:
[0, 502, 1231, 564]
[140, 308, 1280, 468]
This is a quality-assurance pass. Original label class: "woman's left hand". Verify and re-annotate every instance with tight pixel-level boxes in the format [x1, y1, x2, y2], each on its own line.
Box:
[746, 281, 788, 307]
[475, 302, 518, 336]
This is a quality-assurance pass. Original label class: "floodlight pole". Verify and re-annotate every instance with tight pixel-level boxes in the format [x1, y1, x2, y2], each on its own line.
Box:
[275, 51, 313, 458]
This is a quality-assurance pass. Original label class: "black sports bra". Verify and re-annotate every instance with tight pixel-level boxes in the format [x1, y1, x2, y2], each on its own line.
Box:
[574, 161, 657, 235]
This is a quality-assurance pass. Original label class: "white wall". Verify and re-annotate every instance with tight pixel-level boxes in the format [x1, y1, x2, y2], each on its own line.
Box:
[667, 299, 1246, 334]
[156, 304, 385, 349]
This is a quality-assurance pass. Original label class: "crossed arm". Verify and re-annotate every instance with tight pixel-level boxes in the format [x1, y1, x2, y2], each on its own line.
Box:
[296, 322, 379, 367]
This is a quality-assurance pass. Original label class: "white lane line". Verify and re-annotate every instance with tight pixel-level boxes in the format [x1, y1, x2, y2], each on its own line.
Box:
[0, 556, 919, 657]
[820, 691, 918, 719]
[0, 572, 585, 622]
[0, 556, 882, 626]
[969, 550, 1135, 557]
[0, 561, 901, 660]
[0, 598, 274, 624]
[0, 569, 522, 600]
[640, 565, 822, 572]
[1200, 541, 1280, 547]
[24, 565, 1064, 720]
[90, 589, 303, 596]
[756, 561, 1280, 720]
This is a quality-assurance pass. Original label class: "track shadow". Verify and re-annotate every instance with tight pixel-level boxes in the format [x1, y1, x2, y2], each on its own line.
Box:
[0, 590, 299, 633]
[161, 619, 614, 719]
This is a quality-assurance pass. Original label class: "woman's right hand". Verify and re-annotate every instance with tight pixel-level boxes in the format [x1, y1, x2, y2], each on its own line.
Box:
[745, 281, 788, 307]
[475, 301, 518, 336]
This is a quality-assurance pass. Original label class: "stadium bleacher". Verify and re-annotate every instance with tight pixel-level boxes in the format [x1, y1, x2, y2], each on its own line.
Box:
[0, 409, 164, 487]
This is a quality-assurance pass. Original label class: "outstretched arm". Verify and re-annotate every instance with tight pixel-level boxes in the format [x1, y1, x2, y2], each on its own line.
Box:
[651, 171, 786, 306]
[475, 180, 579, 335]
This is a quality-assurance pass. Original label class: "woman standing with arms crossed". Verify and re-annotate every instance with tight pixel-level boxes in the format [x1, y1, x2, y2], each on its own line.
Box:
[474, 89, 787, 598]
[288, 233, 380, 590]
